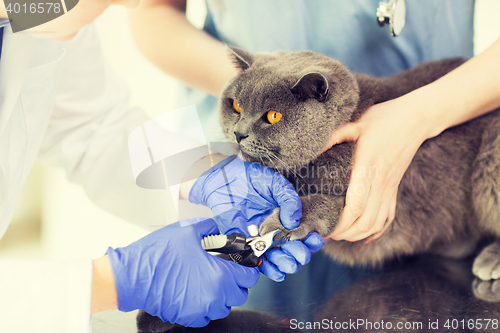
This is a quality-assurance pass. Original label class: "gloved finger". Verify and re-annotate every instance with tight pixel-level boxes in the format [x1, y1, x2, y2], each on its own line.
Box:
[266, 248, 298, 274]
[304, 233, 325, 252]
[280, 241, 311, 266]
[224, 226, 250, 237]
[207, 304, 232, 321]
[274, 181, 302, 230]
[181, 217, 220, 237]
[182, 295, 231, 326]
[213, 208, 250, 236]
[259, 259, 286, 282]
[244, 216, 267, 231]
[219, 258, 260, 289]
[224, 287, 249, 307]
[179, 316, 211, 328]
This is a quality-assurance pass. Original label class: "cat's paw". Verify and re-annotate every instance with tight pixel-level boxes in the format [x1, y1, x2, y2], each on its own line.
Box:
[259, 208, 286, 235]
[473, 242, 500, 281]
[259, 207, 322, 241]
[473, 278, 500, 303]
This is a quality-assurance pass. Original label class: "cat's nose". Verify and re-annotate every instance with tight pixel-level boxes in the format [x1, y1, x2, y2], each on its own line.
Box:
[234, 131, 249, 143]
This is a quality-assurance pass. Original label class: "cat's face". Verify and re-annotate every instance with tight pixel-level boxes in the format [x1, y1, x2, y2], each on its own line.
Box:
[219, 47, 360, 169]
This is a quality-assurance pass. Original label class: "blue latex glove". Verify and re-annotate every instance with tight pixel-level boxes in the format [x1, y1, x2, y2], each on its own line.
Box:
[106, 218, 259, 327]
[259, 234, 325, 281]
[189, 155, 325, 281]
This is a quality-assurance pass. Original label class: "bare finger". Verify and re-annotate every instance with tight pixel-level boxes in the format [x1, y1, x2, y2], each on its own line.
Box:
[369, 192, 398, 241]
[329, 177, 371, 239]
[340, 188, 388, 242]
[322, 122, 361, 153]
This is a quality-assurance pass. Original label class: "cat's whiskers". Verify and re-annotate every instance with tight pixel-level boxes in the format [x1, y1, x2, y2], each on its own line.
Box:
[267, 152, 308, 187]
[263, 155, 277, 170]
[268, 152, 297, 175]
[264, 155, 289, 188]
[263, 155, 284, 187]
[263, 155, 285, 181]
[258, 156, 267, 168]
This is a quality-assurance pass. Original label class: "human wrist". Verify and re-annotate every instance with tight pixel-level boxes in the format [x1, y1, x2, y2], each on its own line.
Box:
[406, 40, 500, 140]
[91, 255, 118, 314]
[393, 84, 450, 143]
[417, 81, 462, 139]
[129, 2, 238, 97]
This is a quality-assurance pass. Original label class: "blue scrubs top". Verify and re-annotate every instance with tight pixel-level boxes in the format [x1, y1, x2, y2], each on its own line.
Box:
[175, 0, 474, 145]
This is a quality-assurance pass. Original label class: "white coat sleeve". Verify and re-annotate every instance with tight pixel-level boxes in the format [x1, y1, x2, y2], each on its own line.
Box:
[37, 24, 208, 228]
[0, 258, 92, 333]
[0, 23, 209, 333]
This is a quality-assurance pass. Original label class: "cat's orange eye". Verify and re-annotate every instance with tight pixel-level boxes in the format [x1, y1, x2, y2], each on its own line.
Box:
[233, 100, 242, 113]
[267, 111, 282, 124]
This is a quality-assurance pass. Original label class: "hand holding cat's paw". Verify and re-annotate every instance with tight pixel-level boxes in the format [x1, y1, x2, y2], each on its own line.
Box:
[258, 209, 325, 282]
[259, 235, 324, 282]
[189, 156, 302, 236]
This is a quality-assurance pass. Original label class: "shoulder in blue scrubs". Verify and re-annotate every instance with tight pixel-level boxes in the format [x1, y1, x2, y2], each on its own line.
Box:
[174, 0, 474, 147]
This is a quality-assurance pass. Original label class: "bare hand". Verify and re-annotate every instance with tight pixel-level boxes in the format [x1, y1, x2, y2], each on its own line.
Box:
[325, 98, 430, 242]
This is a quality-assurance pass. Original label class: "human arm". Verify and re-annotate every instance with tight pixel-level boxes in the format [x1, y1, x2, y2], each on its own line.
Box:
[0, 221, 256, 331]
[128, 0, 237, 96]
[91, 218, 260, 324]
[37, 24, 187, 227]
[327, 37, 500, 241]
[1, 0, 138, 41]
[91, 256, 118, 313]
[105, 218, 259, 327]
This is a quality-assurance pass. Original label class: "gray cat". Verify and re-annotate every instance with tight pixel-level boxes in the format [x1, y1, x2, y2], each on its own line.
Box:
[218, 47, 500, 286]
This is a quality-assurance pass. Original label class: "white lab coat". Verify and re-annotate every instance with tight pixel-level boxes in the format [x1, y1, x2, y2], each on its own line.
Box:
[0, 24, 205, 332]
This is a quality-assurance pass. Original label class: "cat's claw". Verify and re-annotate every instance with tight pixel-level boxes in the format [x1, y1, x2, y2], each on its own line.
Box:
[473, 242, 500, 281]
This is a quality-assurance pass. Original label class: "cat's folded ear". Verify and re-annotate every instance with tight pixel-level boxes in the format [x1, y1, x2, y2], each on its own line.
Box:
[227, 45, 254, 71]
[291, 72, 330, 102]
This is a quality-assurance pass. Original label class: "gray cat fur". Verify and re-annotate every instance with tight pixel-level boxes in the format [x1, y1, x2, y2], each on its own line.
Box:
[219, 47, 500, 281]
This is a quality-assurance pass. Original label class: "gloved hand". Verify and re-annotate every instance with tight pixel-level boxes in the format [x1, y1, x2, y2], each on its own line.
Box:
[189, 155, 325, 281]
[106, 218, 259, 327]
[259, 234, 325, 282]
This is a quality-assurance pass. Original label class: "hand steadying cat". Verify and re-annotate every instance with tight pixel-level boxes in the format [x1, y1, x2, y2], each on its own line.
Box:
[327, 37, 500, 243]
